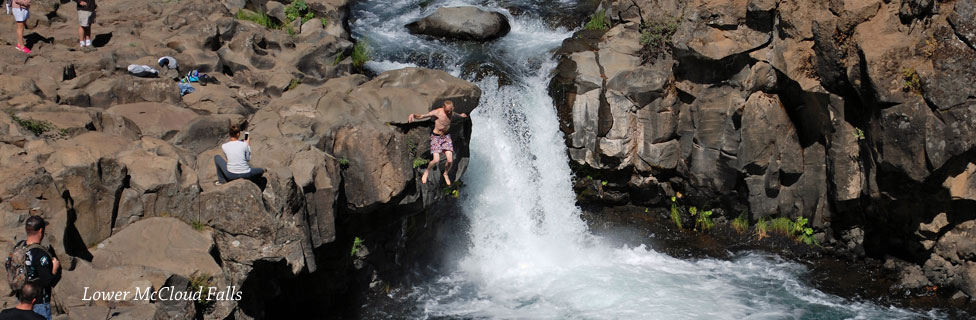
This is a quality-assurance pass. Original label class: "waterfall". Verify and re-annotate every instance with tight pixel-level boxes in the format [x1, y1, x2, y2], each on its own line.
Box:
[350, 0, 941, 318]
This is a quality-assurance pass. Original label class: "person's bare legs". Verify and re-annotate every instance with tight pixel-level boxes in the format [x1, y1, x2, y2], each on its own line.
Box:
[78, 25, 85, 46]
[422, 152, 441, 184]
[84, 26, 91, 44]
[16, 21, 25, 48]
[443, 151, 454, 186]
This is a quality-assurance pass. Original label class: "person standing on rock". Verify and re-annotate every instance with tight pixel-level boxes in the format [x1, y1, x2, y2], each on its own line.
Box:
[408, 100, 467, 185]
[74, 0, 95, 48]
[21, 216, 58, 320]
[0, 282, 45, 320]
[213, 123, 265, 185]
[10, 0, 29, 53]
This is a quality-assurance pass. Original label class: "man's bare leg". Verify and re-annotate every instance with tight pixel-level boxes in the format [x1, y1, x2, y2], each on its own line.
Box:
[422, 152, 441, 184]
[443, 151, 454, 186]
[78, 26, 85, 45]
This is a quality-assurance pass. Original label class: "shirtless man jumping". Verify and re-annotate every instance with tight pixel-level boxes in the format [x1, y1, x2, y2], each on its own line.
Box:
[408, 100, 467, 185]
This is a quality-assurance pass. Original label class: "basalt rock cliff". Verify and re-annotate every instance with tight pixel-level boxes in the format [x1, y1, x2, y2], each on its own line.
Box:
[0, 0, 478, 318]
[552, 0, 976, 300]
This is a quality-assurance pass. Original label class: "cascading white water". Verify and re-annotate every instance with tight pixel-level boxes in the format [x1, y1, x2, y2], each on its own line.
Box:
[350, 0, 944, 318]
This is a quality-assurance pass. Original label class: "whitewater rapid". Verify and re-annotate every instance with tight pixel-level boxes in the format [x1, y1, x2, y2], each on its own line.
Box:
[349, 0, 944, 319]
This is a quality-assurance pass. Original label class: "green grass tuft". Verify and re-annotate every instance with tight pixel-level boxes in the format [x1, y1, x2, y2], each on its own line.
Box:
[236, 9, 279, 29]
[584, 11, 608, 31]
[731, 212, 749, 234]
[351, 39, 370, 70]
[756, 217, 768, 240]
[191, 220, 206, 231]
[769, 217, 793, 237]
[670, 196, 683, 231]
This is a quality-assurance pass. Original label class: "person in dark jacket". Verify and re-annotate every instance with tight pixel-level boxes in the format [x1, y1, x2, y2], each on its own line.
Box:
[0, 282, 45, 320]
[75, 0, 95, 48]
[22, 216, 58, 320]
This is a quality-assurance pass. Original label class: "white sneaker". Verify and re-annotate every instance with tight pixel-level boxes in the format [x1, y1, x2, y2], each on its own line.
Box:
[84, 39, 92, 47]
[214, 181, 223, 186]
[80, 41, 85, 48]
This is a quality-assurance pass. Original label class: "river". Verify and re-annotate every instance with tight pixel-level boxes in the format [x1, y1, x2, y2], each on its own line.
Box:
[348, 0, 944, 318]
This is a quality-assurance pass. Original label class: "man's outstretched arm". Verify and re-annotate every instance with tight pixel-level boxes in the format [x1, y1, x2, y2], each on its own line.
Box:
[408, 109, 440, 122]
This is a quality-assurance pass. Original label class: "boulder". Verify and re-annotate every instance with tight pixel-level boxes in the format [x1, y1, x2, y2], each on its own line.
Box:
[406, 6, 511, 41]
[106, 103, 200, 140]
[91, 217, 222, 277]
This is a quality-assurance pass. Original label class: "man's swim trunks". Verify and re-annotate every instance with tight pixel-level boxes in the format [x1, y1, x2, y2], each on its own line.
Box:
[431, 133, 454, 154]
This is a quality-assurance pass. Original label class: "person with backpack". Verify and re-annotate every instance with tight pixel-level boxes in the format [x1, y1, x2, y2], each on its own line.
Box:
[0, 282, 45, 320]
[7, 216, 59, 320]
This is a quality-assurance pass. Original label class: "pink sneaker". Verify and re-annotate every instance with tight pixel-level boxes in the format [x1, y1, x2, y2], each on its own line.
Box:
[15, 45, 30, 54]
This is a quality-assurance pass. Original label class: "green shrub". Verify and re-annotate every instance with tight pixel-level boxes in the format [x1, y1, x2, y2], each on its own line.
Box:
[853, 127, 865, 140]
[731, 213, 748, 234]
[285, 0, 315, 24]
[769, 217, 793, 236]
[338, 157, 350, 169]
[351, 39, 370, 70]
[793, 217, 818, 246]
[584, 11, 608, 31]
[639, 18, 679, 60]
[321, 17, 329, 28]
[412, 157, 429, 168]
[236, 10, 279, 29]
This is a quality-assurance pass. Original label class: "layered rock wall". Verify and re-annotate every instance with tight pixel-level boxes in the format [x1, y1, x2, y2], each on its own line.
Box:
[553, 0, 976, 298]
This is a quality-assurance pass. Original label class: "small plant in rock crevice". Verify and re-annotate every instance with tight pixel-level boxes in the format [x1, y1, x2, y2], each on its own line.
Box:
[188, 272, 215, 311]
[853, 127, 865, 141]
[350, 237, 364, 256]
[902, 67, 922, 95]
[337, 157, 350, 169]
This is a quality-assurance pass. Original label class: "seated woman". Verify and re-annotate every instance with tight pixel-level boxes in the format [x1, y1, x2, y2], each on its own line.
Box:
[213, 124, 264, 185]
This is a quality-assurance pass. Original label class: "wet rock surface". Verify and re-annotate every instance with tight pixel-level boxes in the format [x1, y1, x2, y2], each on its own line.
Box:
[406, 6, 511, 41]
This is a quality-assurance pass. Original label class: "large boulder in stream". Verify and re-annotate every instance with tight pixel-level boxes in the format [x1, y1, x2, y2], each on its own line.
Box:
[406, 6, 511, 41]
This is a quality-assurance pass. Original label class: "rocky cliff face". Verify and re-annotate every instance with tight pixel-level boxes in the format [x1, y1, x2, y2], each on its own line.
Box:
[0, 0, 478, 318]
[552, 0, 976, 299]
